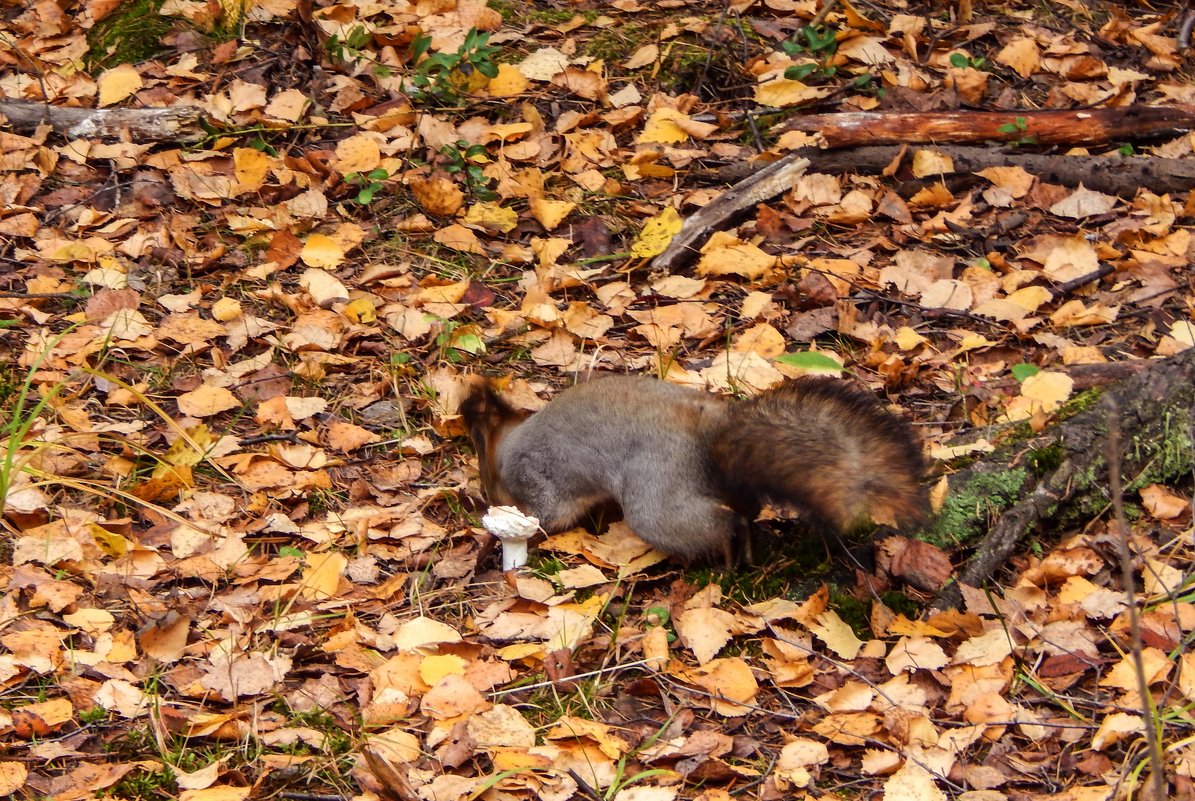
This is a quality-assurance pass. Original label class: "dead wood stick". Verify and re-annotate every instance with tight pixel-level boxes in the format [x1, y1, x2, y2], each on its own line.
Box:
[651, 155, 809, 274]
[777, 105, 1195, 148]
[694, 144, 1195, 197]
[0, 99, 206, 143]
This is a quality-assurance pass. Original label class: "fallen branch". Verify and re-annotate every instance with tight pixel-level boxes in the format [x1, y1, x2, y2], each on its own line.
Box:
[651, 155, 809, 274]
[776, 105, 1195, 148]
[694, 144, 1195, 197]
[0, 99, 206, 143]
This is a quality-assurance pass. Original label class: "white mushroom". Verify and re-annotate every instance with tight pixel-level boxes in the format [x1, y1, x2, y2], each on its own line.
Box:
[481, 506, 540, 571]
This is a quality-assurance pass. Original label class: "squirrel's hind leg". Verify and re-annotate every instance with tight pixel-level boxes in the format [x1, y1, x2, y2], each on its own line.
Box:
[621, 493, 738, 568]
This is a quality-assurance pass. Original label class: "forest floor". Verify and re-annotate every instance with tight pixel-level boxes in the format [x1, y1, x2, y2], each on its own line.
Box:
[1, 0, 1194, 799]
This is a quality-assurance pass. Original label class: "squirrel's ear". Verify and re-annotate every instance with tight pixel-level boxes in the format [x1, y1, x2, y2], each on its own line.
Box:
[460, 376, 504, 427]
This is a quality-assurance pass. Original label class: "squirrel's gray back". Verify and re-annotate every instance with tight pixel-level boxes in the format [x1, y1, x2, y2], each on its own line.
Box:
[494, 376, 727, 515]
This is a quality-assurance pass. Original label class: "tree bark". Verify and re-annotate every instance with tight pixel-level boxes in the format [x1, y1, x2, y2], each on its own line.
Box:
[776, 105, 1195, 148]
[694, 144, 1195, 198]
[0, 99, 206, 143]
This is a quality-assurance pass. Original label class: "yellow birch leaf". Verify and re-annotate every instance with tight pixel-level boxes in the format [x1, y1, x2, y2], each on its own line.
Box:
[630, 206, 682, 257]
[529, 197, 575, 231]
[410, 175, 464, 217]
[488, 63, 530, 97]
[299, 552, 346, 600]
[333, 134, 381, 175]
[97, 64, 143, 107]
[463, 202, 518, 233]
[754, 79, 830, 108]
[434, 224, 485, 254]
[233, 147, 272, 192]
[637, 108, 692, 144]
[300, 234, 345, 269]
[177, 384, 239, 417]
[344, 297, 376, 324]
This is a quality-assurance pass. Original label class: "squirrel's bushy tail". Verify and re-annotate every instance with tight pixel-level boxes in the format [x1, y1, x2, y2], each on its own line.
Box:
[709, 377, 927, 532]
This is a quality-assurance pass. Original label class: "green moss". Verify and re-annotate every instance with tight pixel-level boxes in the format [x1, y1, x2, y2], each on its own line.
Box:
[880, 591, 921, 619]
[528, 8, 595, 25]
[1026, 440, 1064, 475]
[828, 590, 869, 635]
[927, 467, 1027, 547]
[87, 0, 174, 70]
[1057, 387, 1103, 419]
[1125, 410, 1194, 490]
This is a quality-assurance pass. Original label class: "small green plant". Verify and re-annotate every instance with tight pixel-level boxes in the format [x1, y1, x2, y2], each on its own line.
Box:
[345, 167, 390, 205]
[325, 25, 373, 66]
[79, 706, 109, 725]
[949, 52, 987, 70]
[1011, 363, 1040, 382]
[1119, 143, 1136, 156]
[409, 28, 500, 105]
[782, 25, 840, 82]
[997, 115, 1036, 145]
[428, 316, 485, 363]
[438, 141, 496, 201]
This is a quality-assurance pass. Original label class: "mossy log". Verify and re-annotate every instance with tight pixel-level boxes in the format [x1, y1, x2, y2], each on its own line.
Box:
[934, 348, 1195, 609]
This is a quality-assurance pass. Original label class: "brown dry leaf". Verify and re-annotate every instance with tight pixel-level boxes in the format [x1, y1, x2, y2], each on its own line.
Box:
[1091, 712, 1143, 750]
[233, 147, 273, 192]
[177, 385, 239, 417]
[179, 785, 253, 801]
[676, 657, 759, 716]
[809, 611, 862, 660]
[1050, 185, 1117, 219]
[467, 704, 537, 750]
[140, 613, 190, 662]
[1099, 647, 1172, 692]
[1140, 484, 1187, 520]
[811, 711, 881, 746]
[299, 552, 346, 600]
[97, 63, 143, 106]
[518, 47, 570, 80]
[953, 628, 1015, 667]
[333, 134, 382, 175]
[886, 636, 949, 674]
[410, 175, 465, 216]
[421, 674, 489, 720]
[202, 648, 292, 701]
[0, 763, 27, 796]
[696, 232, 776, 279]
[393, 617, 463, 651]
[675, 606, 739, 666]
[434, 224, 487, 254]
[996, 37, 1041, 78]
[911, 149, 954, 178]
[882, 762, 946, 801]
[546, 716, 631, 759]
[774, 738, 829, 789]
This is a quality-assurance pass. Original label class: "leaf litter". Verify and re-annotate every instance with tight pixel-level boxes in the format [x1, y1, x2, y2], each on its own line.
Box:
[0, 0, 1194, 799]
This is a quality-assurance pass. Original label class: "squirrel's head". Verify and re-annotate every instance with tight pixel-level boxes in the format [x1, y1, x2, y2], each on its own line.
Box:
[460, 378, 527, 504]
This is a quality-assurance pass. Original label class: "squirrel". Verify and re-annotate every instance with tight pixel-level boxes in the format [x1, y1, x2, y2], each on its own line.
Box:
[460, 374, 927, 568]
